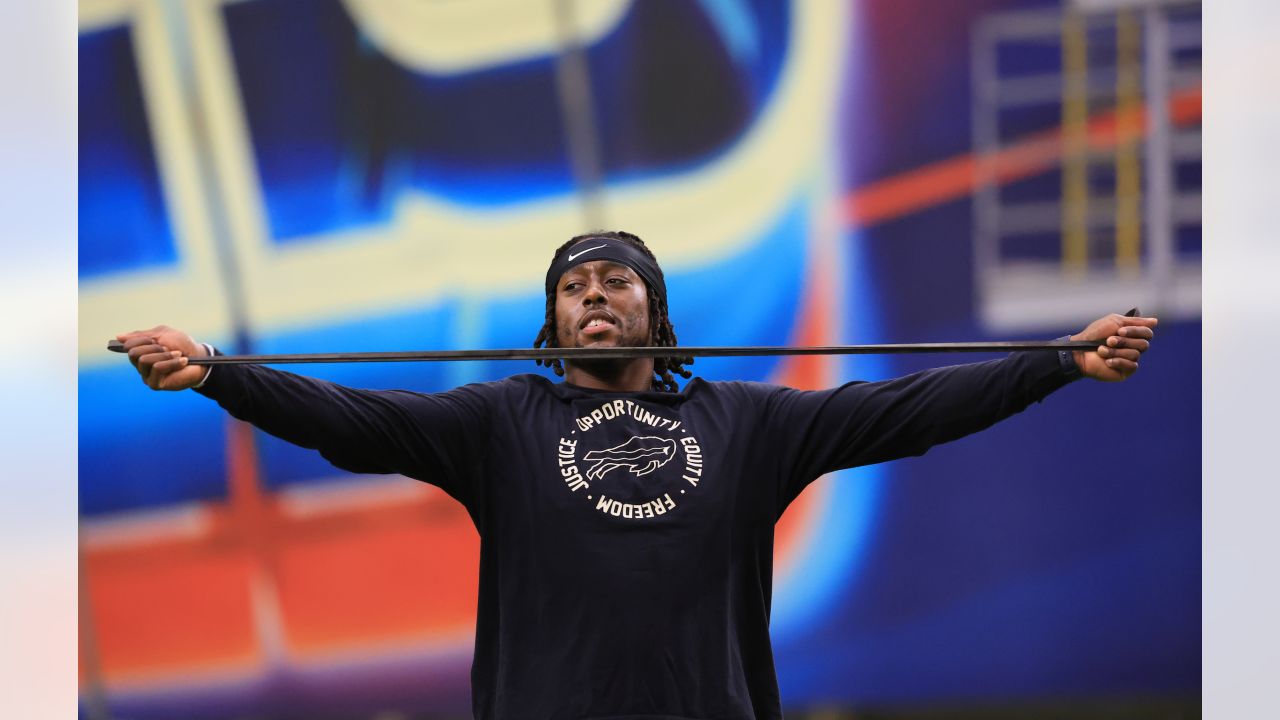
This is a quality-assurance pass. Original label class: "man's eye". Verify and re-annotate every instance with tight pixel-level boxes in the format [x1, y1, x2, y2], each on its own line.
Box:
[606, 277, 627, 285]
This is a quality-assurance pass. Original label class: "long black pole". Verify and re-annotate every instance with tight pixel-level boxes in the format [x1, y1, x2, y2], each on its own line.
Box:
[107, 339, 1103, 365]
[108, 310, 1136, 366]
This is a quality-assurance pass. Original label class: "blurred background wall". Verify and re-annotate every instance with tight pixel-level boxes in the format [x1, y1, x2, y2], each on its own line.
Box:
[77, 0, 1201, 717]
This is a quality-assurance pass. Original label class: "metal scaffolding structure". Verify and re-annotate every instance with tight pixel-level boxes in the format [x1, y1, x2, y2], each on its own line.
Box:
[971, 0, 1201, 331]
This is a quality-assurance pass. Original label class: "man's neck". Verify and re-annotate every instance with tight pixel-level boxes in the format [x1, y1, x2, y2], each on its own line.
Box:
[563, 359, 656, 392]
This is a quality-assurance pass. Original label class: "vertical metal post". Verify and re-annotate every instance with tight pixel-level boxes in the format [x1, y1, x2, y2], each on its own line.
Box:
[551, 0, 607, 230]
[1143, 3, 1174, 314]
[1061, 9, 1090, 275]
[158, 0, 255, 356]
[1115, 9, 1142, 272]
[157, 0, 282, 669]
[78, 534, 113, 720]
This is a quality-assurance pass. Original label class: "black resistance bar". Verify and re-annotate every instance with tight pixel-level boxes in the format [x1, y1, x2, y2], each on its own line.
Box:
[107, 310, 1137, 366]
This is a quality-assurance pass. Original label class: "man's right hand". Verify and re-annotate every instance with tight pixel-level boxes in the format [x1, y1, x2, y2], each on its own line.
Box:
[116, 325, 210, 391]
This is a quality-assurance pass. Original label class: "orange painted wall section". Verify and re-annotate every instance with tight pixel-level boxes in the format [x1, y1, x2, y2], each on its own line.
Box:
[85, 539, 262, 684]
[274, 500, 479, 655]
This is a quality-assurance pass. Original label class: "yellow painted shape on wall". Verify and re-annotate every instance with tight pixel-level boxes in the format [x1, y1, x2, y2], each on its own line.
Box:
[79, 1, 847, 364]
[343, 0, 633, 74]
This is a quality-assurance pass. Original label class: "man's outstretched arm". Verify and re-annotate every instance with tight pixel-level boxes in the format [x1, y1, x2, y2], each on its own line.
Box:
[764, 311, 1158, 504]
[114, 325, 490, 507]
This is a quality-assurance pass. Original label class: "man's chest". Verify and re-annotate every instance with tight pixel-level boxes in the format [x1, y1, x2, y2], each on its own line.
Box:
[488, 393, 773, 530]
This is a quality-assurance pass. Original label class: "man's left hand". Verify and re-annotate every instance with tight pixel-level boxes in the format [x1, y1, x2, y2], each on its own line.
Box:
[1070, 312, 1158, 382]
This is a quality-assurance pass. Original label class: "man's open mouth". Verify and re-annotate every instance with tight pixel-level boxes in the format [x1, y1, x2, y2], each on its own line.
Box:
[580, 311, 617, 335]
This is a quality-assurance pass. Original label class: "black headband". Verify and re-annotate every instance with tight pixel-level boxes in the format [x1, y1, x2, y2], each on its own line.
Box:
[544, 237, 667, 303]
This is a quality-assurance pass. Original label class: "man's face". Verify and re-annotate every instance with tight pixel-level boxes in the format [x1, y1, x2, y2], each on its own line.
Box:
[554, 260, 652, 349]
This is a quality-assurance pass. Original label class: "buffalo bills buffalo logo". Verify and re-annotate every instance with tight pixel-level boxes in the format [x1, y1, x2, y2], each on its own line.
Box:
[582, 436, 678, 481]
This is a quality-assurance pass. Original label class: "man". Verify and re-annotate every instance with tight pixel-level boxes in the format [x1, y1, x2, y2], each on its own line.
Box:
[118, 230, 1156, 719]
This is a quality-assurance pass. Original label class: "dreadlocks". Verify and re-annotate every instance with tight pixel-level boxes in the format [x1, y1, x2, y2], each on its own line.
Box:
[533, 231, 693, 392]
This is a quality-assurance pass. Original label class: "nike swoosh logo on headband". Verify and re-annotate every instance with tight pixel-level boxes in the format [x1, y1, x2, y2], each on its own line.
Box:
[566, 244, 607, 262]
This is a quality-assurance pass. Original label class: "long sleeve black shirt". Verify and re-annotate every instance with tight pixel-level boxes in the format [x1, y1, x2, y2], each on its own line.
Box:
[197, 349, 1074, 719]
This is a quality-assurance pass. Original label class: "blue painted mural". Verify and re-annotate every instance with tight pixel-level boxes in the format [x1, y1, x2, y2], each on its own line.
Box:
[78, 0, 1199, 716]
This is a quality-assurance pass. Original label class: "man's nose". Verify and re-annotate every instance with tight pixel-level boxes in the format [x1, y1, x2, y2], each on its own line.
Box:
[582, 279, 607, 304]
